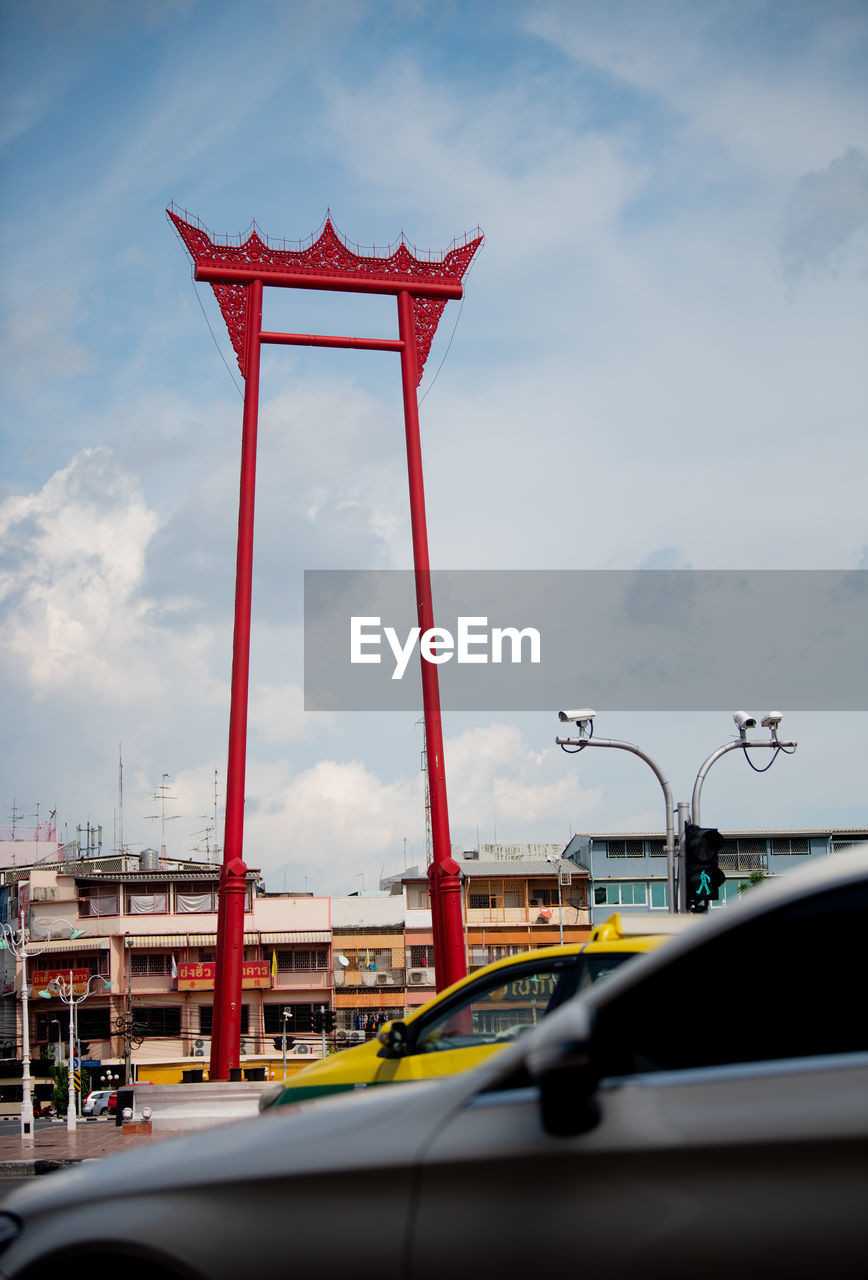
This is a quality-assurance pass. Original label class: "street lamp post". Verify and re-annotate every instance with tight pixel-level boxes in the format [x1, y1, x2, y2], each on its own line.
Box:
[557, 710, 797, 913]
[39, 971, 112, 1132]
[0, 913, 85, 1143]
[282, 1008, 292, 1081]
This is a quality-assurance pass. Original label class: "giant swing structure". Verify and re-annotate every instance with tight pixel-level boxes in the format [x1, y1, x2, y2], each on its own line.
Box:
[169, 206, 483, 1080]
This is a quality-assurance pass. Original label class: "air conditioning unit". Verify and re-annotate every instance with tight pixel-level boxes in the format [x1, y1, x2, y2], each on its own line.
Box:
[296, 1043, 310, 1055]
[375, 973, 395, 986]
[239, 1039, 252, 1056]
[190, 1038, 209, 1057]
[347, 1030, 365, 1043]
[333, 970, 345, 987]
[335, 1029, 348, 1042]
[408, 968, 435, 986]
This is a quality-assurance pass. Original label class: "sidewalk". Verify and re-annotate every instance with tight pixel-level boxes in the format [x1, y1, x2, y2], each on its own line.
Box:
[0, 1119, 177, 1175]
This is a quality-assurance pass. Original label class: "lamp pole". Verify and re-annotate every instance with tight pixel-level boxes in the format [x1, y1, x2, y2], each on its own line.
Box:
[19, 920, 34, 1141]
[557, 711, 797, 913]
[0, 912, 84, 1142]
[282, 1008, 291, 1080]
[39, 971, 113, 1132]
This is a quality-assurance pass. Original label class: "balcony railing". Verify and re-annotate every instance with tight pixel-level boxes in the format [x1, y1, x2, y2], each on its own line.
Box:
[336, 968, 405, 990]
[465, 906, 588, 926]
[720, 852, 768, 873]
[271, 970, 331, 989]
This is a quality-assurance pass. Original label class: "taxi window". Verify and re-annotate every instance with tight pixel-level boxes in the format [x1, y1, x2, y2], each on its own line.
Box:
[414, 960, 575, 1054]
[575, 952, 636, 993]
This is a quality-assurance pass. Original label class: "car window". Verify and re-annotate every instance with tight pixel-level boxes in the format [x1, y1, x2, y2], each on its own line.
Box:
[594, 881, 868, 1078]
[574, 952, 637, 993]
[413, 959, 576, 1054]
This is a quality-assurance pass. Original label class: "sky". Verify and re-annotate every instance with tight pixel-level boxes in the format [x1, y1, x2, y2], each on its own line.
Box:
[1, 0, 866, 895]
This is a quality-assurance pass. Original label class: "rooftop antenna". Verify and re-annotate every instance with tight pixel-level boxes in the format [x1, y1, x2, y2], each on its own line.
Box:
[143, 773, 181, 859]
[117, 744, 125, 858]
[417, 717, 432, 868]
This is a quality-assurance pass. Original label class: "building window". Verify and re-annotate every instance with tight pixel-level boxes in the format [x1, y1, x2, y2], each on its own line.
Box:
[275, 948, 329, 972]
[38, 951, 108, 976]
[124, 883, 169, 914]
[130, 952, 172, 976]
[200, 1005, 250, 1035]
[78, 885, 119, 917]
[409, 945, 435, 967]
[467, 880, 521, 910]
[175, 886, 220, 913]
[341, 947, 395, 972]
[769, 838, 810, 856]
[719, 839, 768, 873]
[650, 882, 669, 909]
[647, 840, 666, 858]
[263, 1003, 315, 1034]
[594, 882, 647, 907]
[830, 838, 868, 855]
[603, 840, 645, 859]
[134, 1008, 182, 1038]
[468, 944, 526, 968]
[337, 1008, 399, 1035]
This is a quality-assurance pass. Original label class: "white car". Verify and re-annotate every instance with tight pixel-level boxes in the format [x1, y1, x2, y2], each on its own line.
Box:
[81, 1090, 113, 1117]
[0, 848, 865, 1279]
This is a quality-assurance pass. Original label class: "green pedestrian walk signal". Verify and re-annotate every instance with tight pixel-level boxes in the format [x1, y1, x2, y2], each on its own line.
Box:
[684, 823, 726, 913]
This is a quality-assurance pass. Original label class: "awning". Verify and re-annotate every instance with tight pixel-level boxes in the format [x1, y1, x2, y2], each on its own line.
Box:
[259, 932, 330, 944]
[126, 933, 259, 947]
[28, 937, 111, 952]
[126, 935, 192, 948]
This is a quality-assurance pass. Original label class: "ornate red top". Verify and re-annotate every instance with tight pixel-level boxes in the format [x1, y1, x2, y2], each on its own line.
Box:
[168, 207, 482, 384]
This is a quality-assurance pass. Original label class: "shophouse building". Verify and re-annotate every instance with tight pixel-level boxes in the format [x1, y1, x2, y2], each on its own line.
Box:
[0, 852, 334, 1085]
[381, 842, 592, 1007]
[331, 895, 406, 1042]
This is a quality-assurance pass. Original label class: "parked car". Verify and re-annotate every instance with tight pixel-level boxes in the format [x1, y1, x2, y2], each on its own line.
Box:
[1, 846, 865, 1278]
[260, 912, 693, 1109]
[81, 1090, 113, 1117]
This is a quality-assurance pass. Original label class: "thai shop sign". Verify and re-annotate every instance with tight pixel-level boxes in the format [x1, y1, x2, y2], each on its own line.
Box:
[178, 961, 271, 991]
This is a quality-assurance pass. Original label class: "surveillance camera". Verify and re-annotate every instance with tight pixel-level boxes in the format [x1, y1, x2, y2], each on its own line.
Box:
[558, 708, 597, 724]
[761, 711, 783, 728]
[733, 711, 757, 732]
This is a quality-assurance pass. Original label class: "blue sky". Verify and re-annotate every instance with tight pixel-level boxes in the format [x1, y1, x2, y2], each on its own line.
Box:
[1, 1, 866, 892]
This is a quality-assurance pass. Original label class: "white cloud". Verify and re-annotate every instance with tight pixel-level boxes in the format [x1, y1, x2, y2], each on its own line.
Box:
[780, 147, 868, 277]
[0, 448, 218, 705]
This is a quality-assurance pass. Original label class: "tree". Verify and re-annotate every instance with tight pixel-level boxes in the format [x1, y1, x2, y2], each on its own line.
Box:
[737, 870, 768, 895]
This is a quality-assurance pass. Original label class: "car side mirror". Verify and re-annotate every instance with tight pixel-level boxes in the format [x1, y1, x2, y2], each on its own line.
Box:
[525, 1001, 601, 1138]
[376, 1020, 409, 1059]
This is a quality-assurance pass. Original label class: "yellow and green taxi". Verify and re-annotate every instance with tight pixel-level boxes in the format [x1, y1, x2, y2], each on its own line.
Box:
[260, 912, 694, 1109]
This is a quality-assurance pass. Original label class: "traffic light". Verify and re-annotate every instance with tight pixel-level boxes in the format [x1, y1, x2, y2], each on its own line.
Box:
[683, 823, 726, 912]
[311, 1009, 324, 1033]
[272, 1036, 296, 1051]
[321, 1008, 336, 1034]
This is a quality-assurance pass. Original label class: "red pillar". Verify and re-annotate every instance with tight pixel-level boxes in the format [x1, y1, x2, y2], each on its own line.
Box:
[397, 290, 466, 992]
[210, 278, 263, 1080]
